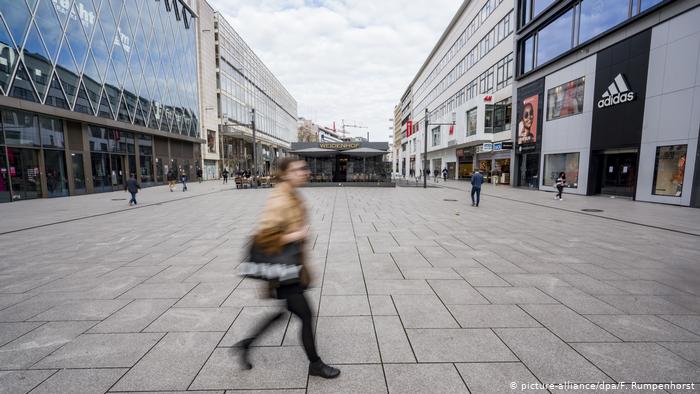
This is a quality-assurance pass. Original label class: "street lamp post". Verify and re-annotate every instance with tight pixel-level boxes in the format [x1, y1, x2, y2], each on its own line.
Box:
[251, 108, 257, 189]
[423, 107, 455, 189]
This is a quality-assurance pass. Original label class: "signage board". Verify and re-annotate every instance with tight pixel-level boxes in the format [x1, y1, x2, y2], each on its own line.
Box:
[318, 143, 360, 150]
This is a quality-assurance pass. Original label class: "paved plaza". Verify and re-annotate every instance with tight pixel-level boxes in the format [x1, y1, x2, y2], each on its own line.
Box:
[0, 182, 699, 393]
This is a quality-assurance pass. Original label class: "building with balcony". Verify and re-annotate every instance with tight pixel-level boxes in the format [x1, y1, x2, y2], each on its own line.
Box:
[399, 0, 515, 183]
[0, 0, 201, 202]
[513, 0, 700, 206]
[195, 0, 298, 178]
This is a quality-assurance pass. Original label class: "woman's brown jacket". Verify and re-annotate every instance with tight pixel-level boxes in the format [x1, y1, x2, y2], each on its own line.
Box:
[254, 181, 310, 287]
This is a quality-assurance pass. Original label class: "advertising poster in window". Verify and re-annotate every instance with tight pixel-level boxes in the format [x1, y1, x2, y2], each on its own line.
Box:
[207, 130, 216, 153]
[653, 145, 687, 197]
[517, 94, 538, 145]
[547, 77, 585, 120]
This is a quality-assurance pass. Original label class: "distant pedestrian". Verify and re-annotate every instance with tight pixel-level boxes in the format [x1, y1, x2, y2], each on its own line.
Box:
[433, 169, 439, 183]
[425, 168, 431, 180]
[222, 169, 229, 184]
[197, 168, 203, 183]
[167, 169, 176, 192]
[471, 170, 484, 207]
[442, 168, 448, 181]
[181, 170, 188, 192]
[125, 174, 140, 206]
[555, 172, 566, 200]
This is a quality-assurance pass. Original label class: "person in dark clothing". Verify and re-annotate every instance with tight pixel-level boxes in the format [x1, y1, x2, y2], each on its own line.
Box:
[167, 170, 176, 192]
[555, 172, 566, 200]
[222, 168, 229, 184]
[125, 174, 140, 206]
[196, 168, 203, 183]
[425, 168, 431, 180]
[180, 170, 188, 192]
[236, 158, 340, 380]
[470, 170, 484, 207]
[442, 168, 448, 181]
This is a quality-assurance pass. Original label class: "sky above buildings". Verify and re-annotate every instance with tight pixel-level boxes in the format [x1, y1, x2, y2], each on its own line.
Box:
[208, 0, 463, 141]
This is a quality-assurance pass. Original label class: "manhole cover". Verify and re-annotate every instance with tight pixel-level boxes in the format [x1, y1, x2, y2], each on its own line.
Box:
[443, 199, 458, 202]
[111, 198, 127, 201]
[581, 209, 604, 212]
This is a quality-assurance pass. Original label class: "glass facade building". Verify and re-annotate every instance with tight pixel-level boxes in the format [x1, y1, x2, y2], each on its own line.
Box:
[214, 13, 297, 175]
[0, 0, 201, 201]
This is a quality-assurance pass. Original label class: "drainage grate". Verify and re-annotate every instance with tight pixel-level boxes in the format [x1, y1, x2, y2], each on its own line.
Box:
[443, 199, 458, 202]
[581, 209, 604, 212]
[111, 198, 127, 201]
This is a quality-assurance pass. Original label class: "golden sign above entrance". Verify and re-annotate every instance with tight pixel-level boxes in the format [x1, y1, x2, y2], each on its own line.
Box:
[319, 143, 360, 150]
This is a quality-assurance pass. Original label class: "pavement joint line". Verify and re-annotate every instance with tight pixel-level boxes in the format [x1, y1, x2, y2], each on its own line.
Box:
[0, 187, 240, 237]
[437, 183, 700, 237]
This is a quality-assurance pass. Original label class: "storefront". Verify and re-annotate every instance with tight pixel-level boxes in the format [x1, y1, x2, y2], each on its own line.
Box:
[515, 78, 544, 189]
[291, 142, 392, 185]
[476, 142, 512, 184]
[456, 147, 474, 179]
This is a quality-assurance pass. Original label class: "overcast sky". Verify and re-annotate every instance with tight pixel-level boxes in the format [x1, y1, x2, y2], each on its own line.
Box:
[207, 0, 463, 141]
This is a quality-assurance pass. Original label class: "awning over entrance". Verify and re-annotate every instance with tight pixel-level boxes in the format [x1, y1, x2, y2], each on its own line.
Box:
[342, 147, 387, 157]
[290, 147, 337, 157]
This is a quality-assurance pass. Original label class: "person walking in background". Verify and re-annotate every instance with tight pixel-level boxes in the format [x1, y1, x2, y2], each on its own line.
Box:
[180, 170, 188, 192]
[471, 169, 484, 207]
[167, 169, 176, 192]
[555, 172, 566, 200]
[236, 157, 340, 379]
[442, 167, 448, 181]
[222, 168, 229, 184]
[125, 174, 140, 206]
[425, 168, 431, 181]
[196, 167, 203, 183]
[433, 169, 439, 183]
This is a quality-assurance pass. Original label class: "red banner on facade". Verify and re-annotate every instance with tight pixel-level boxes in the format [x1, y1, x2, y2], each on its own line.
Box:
[407, 120, 413, 137]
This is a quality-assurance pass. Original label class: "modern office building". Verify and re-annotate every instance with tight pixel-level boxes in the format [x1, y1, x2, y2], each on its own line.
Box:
[513, 0, 700, 207]
[399, 0, 515, 183]
[195, 0, 298, 179]
[0, 0, 201, 202]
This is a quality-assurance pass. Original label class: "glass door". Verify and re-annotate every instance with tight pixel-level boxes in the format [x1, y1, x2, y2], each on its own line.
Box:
[6, 147, 42, 200]
[44, 150, 68, 197]
[91, 152, 110, 193]
[0, 149, 10, 203]
[601, 152, 637, 197]
[71, 153, 86, 193]
[110, 155, 125, 190]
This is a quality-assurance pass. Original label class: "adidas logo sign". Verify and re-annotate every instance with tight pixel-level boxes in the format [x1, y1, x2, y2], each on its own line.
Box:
[598, 74, 635, 108]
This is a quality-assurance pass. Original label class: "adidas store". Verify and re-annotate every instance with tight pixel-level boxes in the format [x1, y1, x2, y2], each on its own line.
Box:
[513, 1, 700, 207]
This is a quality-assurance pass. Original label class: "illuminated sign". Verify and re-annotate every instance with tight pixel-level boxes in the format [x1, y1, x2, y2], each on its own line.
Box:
[318, 143, 360, 150]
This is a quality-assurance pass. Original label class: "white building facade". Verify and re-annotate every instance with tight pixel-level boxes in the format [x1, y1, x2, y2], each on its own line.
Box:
[196, 0, 298, 178]
[400, 0, 515, 183]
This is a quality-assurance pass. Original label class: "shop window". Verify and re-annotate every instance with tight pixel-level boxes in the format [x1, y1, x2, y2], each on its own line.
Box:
[547, 76, 585, 120]
[544, 152, 580, 188]
[71, 153, 86, 193]
[484, 104, 494, 133]
[466, 108, 477, 136]
[522, 36, 534, 73]
[2, 109, 39, 146]
[652, 145, 686, 197]
[431, 126, 441, 146]
[494, 98, 512, 132]
[521, 0, 556, 26]
[39, 117, 65, 148]
[536, 8, 574, 67]
[44, 150, 68, 197]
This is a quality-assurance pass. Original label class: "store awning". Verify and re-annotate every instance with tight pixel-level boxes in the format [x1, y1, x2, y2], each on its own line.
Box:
[342, 147, 387, 157]
[291, 147, 337, 157]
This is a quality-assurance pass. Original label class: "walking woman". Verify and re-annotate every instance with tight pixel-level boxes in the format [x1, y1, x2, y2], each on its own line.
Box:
[236, 157, 340, 379]
[555, 172, 566, 200]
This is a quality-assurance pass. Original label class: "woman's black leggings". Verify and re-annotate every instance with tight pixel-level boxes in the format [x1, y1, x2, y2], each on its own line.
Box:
[556, 185, 563, 198]
[249, 292, 319, 363]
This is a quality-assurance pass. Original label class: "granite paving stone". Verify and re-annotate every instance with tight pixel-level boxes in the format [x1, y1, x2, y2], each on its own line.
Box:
[392, 294, 459, 328]
[307, 364, 387, 394]
[0, 321, 94, 369]
[407, 328, 517, 362]
[0, 322, 43, 346]
[118, 283, 198, 299]
[456, 362, 542, 394]
[190, 346, 308, 390]
[428, 279, 489, 304]
[174, 283, 237, 307]
[318, 295, 371, 316]
[220, 307, 288, 347]
[368, 295, 397, 315]
[384, 363, 468, 393]
[454, 267, 511, 286]
[537, 286, 623, 314]
[596, 295, 694, 314]
[586, 315, 700, 341]
[495, 328, 610, 384]
[448, 305, 541, 328]
[112, 332, 223, 392]
[315, 316, 380, 364]
[29, 368, 127, 394]
[0, 370, 55, 394]
[29, 299, 129, 321]
[659, 315, 700, 335]
[144, 307, 240, 332]
[365, 279, 435, 295]
[89, 299, 176, 333]
[572, 342, 700, 382]
[477, 287, 559, 304]
[520, 304, 620, 342]
[32, 332, 163, 368]
[373, 315, 416, 363]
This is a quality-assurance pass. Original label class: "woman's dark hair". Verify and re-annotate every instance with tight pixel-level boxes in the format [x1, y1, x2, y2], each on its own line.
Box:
[278, 157, 304, 176]
[559, 172, 566, 178]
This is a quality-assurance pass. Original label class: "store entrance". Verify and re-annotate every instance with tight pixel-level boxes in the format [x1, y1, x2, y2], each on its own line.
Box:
[91, 152, 126, 193]
[598, 151, 638, 197]
[334, 155, 348, 182]
[518, 153, 540, 188]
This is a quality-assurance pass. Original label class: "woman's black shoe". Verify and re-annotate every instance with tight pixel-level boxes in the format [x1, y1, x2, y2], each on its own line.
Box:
[309, 360, 340, 379]
[233, 338, 254, 370]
